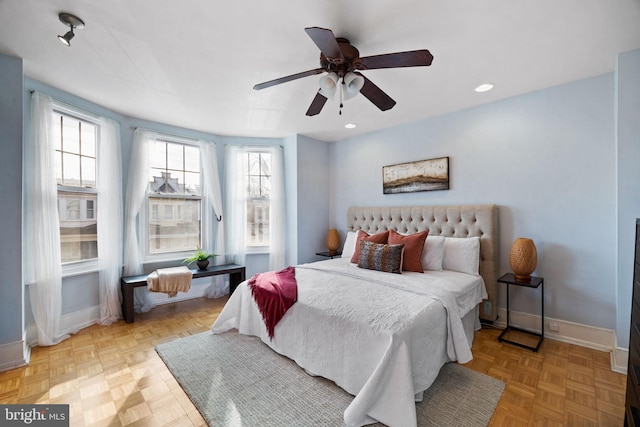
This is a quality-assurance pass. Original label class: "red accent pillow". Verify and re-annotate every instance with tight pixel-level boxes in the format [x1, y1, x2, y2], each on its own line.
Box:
[350, 230, 390, 263]
[388, 230, 429, 272]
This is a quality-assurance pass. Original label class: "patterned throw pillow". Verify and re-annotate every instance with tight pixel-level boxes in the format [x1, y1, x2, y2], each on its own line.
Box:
[357, 241, 404, 274]
[350, 230, 390, 263]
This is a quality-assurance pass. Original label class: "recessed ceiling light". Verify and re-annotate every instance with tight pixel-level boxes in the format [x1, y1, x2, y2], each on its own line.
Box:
[345, 123, 356, 129]
[475, 84, 494, 93]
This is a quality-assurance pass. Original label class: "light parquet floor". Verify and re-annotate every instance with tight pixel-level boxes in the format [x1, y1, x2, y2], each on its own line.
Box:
[469, 326, 627, 426]
[0, 297, 627, 426]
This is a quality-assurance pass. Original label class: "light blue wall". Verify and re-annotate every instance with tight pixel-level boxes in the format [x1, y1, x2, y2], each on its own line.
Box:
[295, 135, 331, 264]
[330, 74, 618, 331]
[283, 134, 332, 265]
[616, 48, 640, 348]
[0, 55, 23, 346]
[284, 135, 299, 264]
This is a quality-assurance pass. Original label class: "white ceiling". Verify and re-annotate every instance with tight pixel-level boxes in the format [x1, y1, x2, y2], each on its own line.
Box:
[1, 0, 639, 142]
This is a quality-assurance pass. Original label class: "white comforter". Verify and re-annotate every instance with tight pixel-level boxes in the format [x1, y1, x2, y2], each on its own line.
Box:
[212, 258, 487, 427]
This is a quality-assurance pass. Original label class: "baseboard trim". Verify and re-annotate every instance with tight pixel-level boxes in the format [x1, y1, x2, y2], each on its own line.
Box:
[612, 347, 629, 374]
[26, 305, 101, 347]
[495, 308, 627, 374]
[0, 338, 29, 372]
[60, 305, 100, 335]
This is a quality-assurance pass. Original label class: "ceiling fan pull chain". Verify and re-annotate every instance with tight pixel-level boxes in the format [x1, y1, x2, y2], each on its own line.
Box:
[339, 80, 344, 115]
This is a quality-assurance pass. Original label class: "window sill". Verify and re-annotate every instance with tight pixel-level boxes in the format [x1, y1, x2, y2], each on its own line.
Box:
[246, 247, 270, 255]
[61, 259, 99, 278]
[144, 252, 191, 264]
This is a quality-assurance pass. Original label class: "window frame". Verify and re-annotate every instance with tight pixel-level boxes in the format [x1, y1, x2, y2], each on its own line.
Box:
[244, 149, 272, 253]
[52, 103, 101, 276]
[142, 136, 204, 262]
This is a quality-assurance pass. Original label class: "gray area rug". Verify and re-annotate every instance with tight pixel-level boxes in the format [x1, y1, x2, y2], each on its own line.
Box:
[156, 331, 505, 426]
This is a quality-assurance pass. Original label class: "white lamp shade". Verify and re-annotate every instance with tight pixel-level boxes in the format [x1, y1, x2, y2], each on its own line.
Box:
[319, 72, 339, 99]
[343, 72, 365, 100]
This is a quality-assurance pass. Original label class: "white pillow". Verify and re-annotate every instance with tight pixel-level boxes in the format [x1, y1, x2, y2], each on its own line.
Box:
[341, 231, 358, 259]
[422, 235, 445, 271]
[442, 236, 480, 275]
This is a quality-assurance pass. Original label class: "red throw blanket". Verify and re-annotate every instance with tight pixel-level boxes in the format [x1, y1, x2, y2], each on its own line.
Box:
[247, 266, 298, 339]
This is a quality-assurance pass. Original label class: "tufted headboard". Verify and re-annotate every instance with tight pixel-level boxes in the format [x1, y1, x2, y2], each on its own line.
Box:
[347, 205, 498, 321]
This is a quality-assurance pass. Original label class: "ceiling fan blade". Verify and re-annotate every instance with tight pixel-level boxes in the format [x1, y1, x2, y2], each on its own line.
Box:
[304, 27, 344, 61]
[355, 72, 396, 111]
[358, 49, 433, 70]
[306, 91, 328, 116]
[253, 68, 325, 90]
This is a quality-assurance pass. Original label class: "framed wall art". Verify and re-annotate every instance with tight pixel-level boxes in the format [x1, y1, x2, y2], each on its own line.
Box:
[382, 156, 449, 194]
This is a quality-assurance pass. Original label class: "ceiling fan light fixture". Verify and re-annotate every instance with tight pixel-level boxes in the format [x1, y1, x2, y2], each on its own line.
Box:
[255, 27, 432, 116]
[475, 83, 494, 93]
[342, 72, 365, 100]
[319, 72, 339, 99]
[57, 12, 85, 47]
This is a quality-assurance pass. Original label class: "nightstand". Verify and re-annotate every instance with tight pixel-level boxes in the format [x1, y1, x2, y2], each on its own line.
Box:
[497, 273, 544, 352]
[316, 251, 342, 259]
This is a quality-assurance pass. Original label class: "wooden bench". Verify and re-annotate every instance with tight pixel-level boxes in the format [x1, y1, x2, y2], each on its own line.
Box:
[120, 263, 246, 323]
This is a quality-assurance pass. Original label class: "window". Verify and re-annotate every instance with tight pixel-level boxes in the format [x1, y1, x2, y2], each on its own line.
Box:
[86, 199, 95, 219]
[164, 204, 173, 220]
[147, 140, 201, 255]
[246, 152, 271, 247]
[66, 199, 80, 220]
[53, 111, 98, 263]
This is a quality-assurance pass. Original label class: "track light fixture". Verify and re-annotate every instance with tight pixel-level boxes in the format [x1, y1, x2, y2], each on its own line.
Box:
[58, 30, 74, 46]
[57, 12, 85, 47]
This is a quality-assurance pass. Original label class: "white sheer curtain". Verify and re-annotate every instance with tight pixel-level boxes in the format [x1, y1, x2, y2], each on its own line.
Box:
[224, 145, 247, 267]
[24, 92, 68, 346]
[199, 140, 227, 297]
[97, 118, 123, 324]
[225, 145, 286, 271]
[268, 145, 286, 270]
[123, 129, 152, 276]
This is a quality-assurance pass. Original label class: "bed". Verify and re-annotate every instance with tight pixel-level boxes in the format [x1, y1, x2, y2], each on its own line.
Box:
[212, 204, 498, 427]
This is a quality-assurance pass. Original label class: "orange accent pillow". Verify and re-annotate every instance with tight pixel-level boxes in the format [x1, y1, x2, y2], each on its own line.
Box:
[388, 230, 429, 272]
[350, 230, 390, 263]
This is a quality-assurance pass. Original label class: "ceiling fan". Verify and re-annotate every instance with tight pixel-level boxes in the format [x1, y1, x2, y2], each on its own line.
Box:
[253, 27, 434, 116]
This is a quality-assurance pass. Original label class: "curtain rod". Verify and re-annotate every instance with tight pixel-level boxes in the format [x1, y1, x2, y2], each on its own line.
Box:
[30, 90, 100, 120]
[228, 144, 285, 149]
[130, 126, 207, 144]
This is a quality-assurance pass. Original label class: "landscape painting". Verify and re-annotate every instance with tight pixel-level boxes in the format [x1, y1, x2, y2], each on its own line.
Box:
[383, 157, 449, 194]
